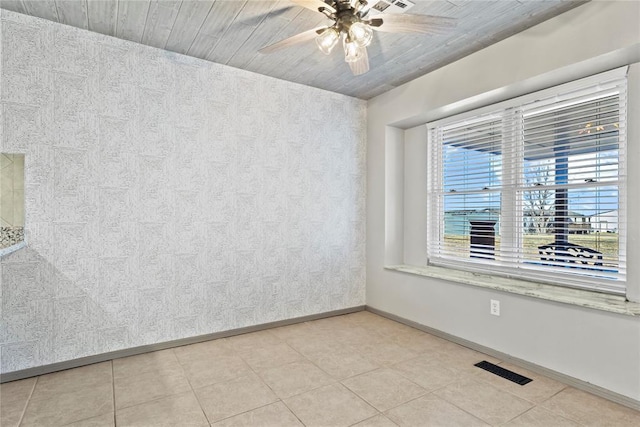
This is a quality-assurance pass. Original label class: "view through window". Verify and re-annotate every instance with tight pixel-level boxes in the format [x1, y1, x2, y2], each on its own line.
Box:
[428, 70, 627, 294]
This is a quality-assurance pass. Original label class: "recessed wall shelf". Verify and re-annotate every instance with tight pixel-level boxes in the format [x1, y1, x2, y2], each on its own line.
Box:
[0, 153, 25, 256]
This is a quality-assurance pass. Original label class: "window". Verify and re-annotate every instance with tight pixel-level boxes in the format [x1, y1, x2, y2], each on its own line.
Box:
[427, 69, 627, 294]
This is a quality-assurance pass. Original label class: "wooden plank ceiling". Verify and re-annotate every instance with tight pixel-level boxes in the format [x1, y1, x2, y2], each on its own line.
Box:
[2, 0, 586, 99]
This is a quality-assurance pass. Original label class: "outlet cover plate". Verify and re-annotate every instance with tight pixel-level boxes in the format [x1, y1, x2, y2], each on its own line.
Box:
[490, 299, 500, 316]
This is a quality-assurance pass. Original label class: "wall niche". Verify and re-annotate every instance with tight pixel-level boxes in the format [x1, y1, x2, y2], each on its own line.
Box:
[0, 153, 25, 254]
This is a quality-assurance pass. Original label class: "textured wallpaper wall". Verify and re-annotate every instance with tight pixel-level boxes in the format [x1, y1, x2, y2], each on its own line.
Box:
[0, 10, 366, 373]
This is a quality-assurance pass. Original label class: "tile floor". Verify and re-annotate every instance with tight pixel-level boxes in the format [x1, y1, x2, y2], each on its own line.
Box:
[1, 311, 639, 426]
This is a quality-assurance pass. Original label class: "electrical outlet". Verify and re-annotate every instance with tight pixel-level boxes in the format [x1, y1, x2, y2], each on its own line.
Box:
[490, 299, 500, 316]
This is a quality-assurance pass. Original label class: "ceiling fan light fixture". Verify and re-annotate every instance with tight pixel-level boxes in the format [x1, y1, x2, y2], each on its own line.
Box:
[343, 37, 364, 63]
[349, 22, 373, 48]
[259, 0, 456, 76]
[315, 27, 340, 55]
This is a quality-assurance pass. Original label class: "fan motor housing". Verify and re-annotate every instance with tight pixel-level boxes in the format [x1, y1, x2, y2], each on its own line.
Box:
[331, 1, 366, 32]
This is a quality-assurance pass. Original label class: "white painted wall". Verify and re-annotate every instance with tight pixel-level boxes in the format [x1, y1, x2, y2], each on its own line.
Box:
[367, 1, 640, 400]
[0, 10, 366, 374]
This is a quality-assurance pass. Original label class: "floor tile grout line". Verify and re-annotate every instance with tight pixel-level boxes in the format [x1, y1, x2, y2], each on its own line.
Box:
[252, 360, 340, 401]
[187, 339, 302, 425]
[113, 381, 194, 412]
[387, 365, 460, 392]
[234, 333, 345, 425]
[232, 337, 306, 373]
[379, 391, 434, 414]
[58, 409, 115, 427]
[331, 381, 383, 421]
[427, 389, 502, 426]
[464, 373, 543, 408]
[278, 375, 340, 399]
[383, 365, 431, 395]
[16, 375, 38, 427]
[168, 347, 211, 426]
[288, 331, 386, 382]
[113, 350, 201, 412]
[236, 337, 282, 387]
[536, 387, 588, 425]
[296, 323, 447, 387]
[253, 318, 387, 423]
[438, 376, 548, 426]
[339, 379, 390, 413]
[291, 342, 351, 380]
[539, 384, 570, 405]
[188, 379, 214, 425]
[347, 413, 394, 427]
[278, 398, 308, 426]
[193, 356, 280, 425]
[499, 405, 539, 426]
[17, 363, 120, 425]
[210, 400, 286, 425]
[468, 372, 536, 403]
[178, 339, 315, 423]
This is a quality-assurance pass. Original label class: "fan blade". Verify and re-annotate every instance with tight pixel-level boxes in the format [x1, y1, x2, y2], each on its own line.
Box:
[349, 47, 370, 76]
[292, 0, 336, 14]
[259, 27, 327, 54]
[368, 14, 455, 34]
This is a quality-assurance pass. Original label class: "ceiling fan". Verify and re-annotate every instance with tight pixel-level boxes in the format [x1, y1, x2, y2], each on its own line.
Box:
[258, 0, 456, 76]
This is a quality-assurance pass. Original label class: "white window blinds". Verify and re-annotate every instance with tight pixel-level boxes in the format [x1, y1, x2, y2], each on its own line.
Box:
[427, 68, 627, 294]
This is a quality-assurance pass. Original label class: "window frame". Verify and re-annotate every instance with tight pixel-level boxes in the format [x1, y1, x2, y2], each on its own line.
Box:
[426, 68, 628, 295]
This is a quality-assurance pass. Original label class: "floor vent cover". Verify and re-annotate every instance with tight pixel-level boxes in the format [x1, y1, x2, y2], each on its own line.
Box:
[474, 361, 533, 386]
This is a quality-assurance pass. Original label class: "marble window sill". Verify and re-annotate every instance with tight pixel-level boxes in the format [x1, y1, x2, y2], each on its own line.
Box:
[0, 241, 26, 258]
[384, 264, 640, 317]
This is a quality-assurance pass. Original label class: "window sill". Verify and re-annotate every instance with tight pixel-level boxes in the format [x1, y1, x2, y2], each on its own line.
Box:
[384, 264, 640, 317]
